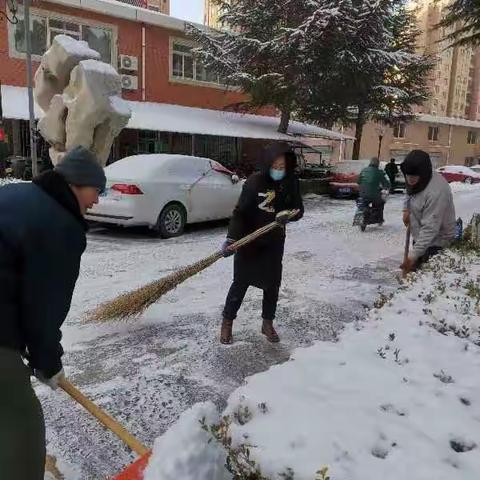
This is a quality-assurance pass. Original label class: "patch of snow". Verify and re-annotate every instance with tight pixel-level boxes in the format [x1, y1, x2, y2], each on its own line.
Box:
[0, 178, 26, 187]
[146, 250, 480, 480]
[110, 95, 132, 118]
[449, 182, 480, 193]
[79, 59, 118, 76]
[54, 35, 100, 61]
[220, 251, 480, 480]
[144, 402, 230, 480]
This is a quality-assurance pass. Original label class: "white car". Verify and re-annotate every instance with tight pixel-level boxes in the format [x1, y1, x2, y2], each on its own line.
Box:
[86, 154, 243, 237]
[471, 165, 480, 174]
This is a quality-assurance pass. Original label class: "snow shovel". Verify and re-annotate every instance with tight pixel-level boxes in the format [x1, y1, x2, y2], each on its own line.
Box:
[58, 377, 149, 457]
[90, 209, 301, 322]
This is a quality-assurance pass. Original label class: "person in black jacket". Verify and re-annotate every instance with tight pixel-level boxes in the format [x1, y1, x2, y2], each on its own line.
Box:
[385, 158, 399, 193]
[220, 143, 304, 345]
[0, 146, 106, 480]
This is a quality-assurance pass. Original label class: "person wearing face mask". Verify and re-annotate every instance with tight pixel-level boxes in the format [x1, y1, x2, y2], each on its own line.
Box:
[219, 143, 304, 345]
[0, 146, 106, 480]
[401, 150, 456, 274]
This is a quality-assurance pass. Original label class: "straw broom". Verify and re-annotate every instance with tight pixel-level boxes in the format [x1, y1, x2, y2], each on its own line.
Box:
[90, 209, 300, 322]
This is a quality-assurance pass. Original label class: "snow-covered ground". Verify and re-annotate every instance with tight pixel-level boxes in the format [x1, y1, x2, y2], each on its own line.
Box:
[38, 184, 480, 479]
[146, 248, 480, 480]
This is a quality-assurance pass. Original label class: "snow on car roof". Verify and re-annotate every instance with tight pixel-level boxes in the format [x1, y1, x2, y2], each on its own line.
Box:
[105, 154, 208, 179]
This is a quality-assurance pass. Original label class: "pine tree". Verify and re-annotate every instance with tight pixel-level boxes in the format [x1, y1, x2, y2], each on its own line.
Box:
[338, 1, 432, 159]
[187, 0, 346, 133]
[188, 0, 432, 146]
[440, 0, 480, 47]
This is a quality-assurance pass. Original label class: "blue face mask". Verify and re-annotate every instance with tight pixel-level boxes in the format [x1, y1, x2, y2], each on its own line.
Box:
[270, 168, 286, 182]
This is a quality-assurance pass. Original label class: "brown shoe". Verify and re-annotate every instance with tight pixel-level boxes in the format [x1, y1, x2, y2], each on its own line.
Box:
[261, 319, 280, 343]
[220, 318, 234, 345]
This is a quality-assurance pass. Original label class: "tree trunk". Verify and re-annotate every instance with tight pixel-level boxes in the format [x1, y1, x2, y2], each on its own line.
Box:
[278, 109, 291, 134]
[352, 109, 366, 160]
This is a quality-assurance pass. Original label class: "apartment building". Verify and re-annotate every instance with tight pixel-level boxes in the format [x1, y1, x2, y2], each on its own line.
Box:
[343, 1, 480, 167]
[204, 0, 220, 28]
[413, 0, 475, 119]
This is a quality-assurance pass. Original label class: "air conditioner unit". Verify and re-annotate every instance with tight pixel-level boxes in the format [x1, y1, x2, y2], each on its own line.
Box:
[119, 55, 139, 72]
[121, 74, 138, 91]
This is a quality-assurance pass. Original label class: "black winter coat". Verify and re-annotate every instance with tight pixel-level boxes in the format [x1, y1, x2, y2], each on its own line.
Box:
[0, 172, 87, 377]
[227, 145, 304, 290]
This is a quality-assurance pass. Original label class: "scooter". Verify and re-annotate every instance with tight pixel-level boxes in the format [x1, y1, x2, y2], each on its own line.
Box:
[353, 191, 388, 232]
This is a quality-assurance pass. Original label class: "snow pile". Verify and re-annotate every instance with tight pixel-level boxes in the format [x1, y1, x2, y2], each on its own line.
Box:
[54, 35, 100, 60]
[0, 178, 26, 187]
[449, 181, 480, 193]
[144, 402, 230, 480]
[146, 249, 480, 480]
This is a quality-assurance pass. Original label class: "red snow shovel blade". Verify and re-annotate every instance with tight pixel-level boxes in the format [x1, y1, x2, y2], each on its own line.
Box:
[112, 452, 151, 480]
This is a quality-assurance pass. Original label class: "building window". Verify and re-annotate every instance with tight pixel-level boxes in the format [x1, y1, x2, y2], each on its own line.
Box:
[13, 13, 47, 56]
[428, 126, 439, 141]
[9, 8, 115, 64]
[467, 131, 477, 144]
[171, 39, 223, 85]
[393, 122, 406, 139]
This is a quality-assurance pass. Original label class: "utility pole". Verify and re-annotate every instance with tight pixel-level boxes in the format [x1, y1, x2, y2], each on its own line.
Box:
[24, 0, 39, 177]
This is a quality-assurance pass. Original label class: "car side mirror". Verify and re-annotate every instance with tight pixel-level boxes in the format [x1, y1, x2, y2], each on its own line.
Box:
[231, 174, 240, 184]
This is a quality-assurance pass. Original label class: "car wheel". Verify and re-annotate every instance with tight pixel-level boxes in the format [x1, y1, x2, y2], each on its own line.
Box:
[156, 204, 186, 238]
[464, 177, 473, 184]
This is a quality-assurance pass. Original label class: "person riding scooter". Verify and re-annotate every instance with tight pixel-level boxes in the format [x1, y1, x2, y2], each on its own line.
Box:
[355, 157, 391, 230]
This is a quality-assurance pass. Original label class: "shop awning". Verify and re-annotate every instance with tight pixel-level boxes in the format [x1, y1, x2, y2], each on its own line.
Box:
[0, 84, 353, 142]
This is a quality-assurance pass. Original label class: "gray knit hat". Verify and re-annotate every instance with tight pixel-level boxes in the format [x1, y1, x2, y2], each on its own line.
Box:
[55, 146, 107, 192]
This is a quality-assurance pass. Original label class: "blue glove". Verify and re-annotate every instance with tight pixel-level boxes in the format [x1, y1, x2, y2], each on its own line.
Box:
[221, 239, 235, 257]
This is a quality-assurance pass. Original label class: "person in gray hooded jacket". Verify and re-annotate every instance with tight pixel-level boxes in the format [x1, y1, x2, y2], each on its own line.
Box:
[401, 150, 456, 273]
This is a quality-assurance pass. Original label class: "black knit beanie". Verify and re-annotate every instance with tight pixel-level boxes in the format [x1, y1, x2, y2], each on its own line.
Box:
[55, 146, 107, 192]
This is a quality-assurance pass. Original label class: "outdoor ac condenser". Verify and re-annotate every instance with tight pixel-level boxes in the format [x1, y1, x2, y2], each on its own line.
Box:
[119, 55, 139, 72]
[121, 74, 139, 91]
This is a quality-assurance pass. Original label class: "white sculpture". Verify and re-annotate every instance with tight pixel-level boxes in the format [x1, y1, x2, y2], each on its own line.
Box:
[35, 34, 131, 166]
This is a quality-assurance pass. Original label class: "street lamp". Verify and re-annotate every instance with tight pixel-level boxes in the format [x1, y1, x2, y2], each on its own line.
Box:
[376, 126, 386, 160]
[23, 0, 39, 177]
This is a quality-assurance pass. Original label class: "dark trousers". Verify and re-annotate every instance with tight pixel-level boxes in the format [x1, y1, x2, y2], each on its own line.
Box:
[0, 347, 46, 480]
[387, 175, 396, 192]
[223, 281, 280, 321]
[415, 246, 443, 270]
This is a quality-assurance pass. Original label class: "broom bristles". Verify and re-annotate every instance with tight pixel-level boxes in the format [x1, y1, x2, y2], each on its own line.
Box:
[89, 252, 222, 322]
[89, 210, 300, 322]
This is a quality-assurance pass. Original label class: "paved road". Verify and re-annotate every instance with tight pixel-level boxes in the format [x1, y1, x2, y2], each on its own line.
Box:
[38, 195, 417, 479]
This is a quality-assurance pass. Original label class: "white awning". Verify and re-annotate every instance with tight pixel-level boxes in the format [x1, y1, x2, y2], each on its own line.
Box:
[0, 84, 353, 142]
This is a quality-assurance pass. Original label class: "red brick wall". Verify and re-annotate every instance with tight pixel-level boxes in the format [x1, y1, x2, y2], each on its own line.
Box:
[0, 0, 245, 110]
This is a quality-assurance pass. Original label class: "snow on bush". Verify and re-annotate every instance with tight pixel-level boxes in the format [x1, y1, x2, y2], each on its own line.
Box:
[143, 402, 230, 480]
[145, 248, 480, 480]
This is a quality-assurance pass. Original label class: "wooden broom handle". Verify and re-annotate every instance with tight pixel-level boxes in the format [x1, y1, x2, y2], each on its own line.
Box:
[59, 378, 149, 457]
[402, 227, 411, 279]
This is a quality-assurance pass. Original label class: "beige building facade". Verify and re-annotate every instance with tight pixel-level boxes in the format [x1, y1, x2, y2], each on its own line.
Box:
[343, 117, 480, 167]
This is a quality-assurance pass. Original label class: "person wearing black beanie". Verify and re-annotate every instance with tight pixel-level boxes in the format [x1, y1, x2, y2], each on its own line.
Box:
[0, 146, 105, 479]
[400, 150, 456, 273]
